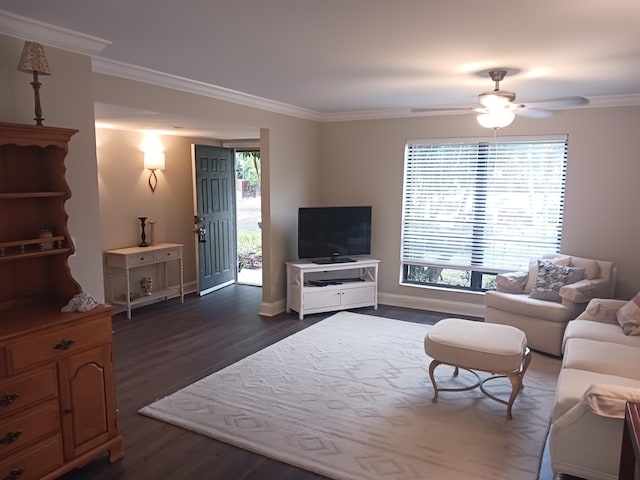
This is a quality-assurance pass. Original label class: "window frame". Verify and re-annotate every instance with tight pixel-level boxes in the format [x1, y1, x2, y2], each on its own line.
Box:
[400, 135, 568, 292]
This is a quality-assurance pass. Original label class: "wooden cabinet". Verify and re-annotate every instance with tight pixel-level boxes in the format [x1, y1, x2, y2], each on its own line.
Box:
[0, 123, 122, 479]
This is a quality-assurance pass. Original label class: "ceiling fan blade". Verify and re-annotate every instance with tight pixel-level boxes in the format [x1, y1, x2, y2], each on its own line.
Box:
[515, 108, 553, 118]
[523, 96, 589, 109]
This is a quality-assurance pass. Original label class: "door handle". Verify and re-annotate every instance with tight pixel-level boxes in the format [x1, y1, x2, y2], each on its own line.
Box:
[193, 217, 207, 243]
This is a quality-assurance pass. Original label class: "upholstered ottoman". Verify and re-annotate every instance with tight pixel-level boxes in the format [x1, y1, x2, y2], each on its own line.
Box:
[424, 318, 531, 419]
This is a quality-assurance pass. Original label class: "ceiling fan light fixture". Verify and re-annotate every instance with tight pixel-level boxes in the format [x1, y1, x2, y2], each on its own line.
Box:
[477, 110, 515, 129]
[478, 90, 516, 109]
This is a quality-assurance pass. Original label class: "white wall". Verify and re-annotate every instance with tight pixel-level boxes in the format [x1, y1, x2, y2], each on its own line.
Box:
[0, 34, 106, 301]
[319, 107, 640, 311]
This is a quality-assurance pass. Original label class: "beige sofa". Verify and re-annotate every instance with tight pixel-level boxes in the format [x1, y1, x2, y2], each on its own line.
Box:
[485, 255, 616, 356]
[549, 298, 640, 480]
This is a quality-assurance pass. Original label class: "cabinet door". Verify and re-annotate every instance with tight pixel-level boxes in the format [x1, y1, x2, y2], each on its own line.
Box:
[340, 285, 376, 307]
[57, 344, 118, 460]
[303, 289, 342, 310]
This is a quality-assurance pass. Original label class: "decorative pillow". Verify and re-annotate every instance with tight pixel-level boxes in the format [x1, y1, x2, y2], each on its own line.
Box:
[617, 293, 640, 335]
[524, 255, 571, 293]
[529, 261, 585, 302]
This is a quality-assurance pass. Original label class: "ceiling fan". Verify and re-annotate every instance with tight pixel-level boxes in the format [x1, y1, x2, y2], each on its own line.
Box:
[413, 69, 589, 128]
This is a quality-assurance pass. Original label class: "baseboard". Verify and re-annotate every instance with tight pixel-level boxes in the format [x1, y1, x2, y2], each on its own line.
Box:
[377, 292, 486, 318]
[264, 292, 486, 318]
[259, 298, 286, 317]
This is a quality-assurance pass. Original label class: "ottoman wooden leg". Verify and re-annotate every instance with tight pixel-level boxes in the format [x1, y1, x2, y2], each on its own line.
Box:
[504, 348, 533, 420]
[428, 359, 442, 403]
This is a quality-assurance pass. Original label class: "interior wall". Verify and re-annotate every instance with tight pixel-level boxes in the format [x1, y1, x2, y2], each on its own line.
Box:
[0, 34, 106, 302]
[92, 73, 321, 312]
[318, 106, 640, 307]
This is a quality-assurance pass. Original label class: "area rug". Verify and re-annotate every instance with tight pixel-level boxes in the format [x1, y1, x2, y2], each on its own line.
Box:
[139, 311, 561, 480]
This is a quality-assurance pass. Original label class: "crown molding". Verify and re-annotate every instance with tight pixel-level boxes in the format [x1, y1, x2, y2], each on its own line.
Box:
[92, 57, 320, 121]
[0, 9, 110, 55]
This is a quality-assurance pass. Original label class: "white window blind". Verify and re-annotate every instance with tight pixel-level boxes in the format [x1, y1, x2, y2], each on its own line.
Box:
[401, 135, 568, 273]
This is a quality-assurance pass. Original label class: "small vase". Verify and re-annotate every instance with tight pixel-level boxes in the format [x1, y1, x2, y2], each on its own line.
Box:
[39, 226, 54, 250]
[148, 221, 156, 246]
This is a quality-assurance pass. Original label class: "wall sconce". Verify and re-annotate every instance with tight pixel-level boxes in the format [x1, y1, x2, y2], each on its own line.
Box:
[17, 41, 51, 126]
[144, 151, 165, 192]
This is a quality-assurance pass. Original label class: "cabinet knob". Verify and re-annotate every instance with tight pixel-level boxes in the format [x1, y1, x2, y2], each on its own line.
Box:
[0, 393, 19, 407]
[63, 409, 73, 415]
[53, 338, 75, 350]
[0, 431, 22, 444]
[4, 468, 25, 480]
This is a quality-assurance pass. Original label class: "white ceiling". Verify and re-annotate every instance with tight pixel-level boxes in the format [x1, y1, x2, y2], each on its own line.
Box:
[2, 1, 640, 138]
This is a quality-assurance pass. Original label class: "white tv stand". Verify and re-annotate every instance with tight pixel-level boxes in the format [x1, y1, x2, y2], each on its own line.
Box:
[286, 258, 380, 320]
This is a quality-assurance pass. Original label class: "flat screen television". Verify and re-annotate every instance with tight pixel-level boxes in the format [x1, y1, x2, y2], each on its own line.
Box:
[298, 206, 372, 264]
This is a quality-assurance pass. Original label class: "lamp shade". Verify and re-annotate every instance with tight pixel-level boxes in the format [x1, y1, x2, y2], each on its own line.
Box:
[477, 110, 515, 129]
[144, 151, 165, 170]
[17, 41, 51, 75]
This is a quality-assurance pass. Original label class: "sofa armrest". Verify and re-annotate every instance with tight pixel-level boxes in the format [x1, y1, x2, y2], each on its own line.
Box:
[575, 298, 628, 324]
[550, 400, 624, 480]
[581, 384, 640, 419]
[495, 271, 528, 293]
[559, 279, 596, 304]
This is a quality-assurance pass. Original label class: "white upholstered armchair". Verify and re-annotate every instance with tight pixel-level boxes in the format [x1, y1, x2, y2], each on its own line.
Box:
[484, 255, 616, 356]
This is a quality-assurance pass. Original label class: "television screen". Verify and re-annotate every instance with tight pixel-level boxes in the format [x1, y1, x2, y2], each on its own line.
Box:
[298, 206, 372, 262]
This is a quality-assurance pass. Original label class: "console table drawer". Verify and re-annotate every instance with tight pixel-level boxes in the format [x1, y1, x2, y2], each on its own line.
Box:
[155, 248, 180, 261]
[0, 367, 57, 416]
[128, 253, 155, 266]
[5, 318, 111, 373]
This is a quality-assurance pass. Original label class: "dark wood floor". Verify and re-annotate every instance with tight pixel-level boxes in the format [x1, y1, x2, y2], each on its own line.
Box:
[59, 285, 573, 480]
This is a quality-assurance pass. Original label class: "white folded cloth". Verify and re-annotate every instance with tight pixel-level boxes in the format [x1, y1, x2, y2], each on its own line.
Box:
[61, 293, 99, 312]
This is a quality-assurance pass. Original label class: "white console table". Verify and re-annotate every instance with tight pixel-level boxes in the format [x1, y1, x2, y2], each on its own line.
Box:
[286, 258, 380, 320]
[105, 243, 184, 319]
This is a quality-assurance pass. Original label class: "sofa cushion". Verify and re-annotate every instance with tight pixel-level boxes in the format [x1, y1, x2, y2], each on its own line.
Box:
[570, 256, 601, 280]
[552, 367, 640, 421]
[616, 292, 640, 335]
[529, 262, 585, 302]
[563, 337, 640, 381]
[563, 320, 640, 351]
[485, 291, 575, 323]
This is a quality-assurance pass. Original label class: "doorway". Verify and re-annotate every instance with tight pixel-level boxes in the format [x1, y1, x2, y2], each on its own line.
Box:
[235, 151, 262, 286]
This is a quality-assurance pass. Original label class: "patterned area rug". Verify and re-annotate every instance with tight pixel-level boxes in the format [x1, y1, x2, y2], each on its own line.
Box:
[139, 311, 561, 480]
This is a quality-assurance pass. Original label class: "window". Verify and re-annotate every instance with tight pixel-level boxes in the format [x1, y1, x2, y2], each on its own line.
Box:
[401, 135, 568, 291]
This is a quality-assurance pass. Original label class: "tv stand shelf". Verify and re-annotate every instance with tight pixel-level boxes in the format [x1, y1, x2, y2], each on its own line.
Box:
[286, 258, 380, 320]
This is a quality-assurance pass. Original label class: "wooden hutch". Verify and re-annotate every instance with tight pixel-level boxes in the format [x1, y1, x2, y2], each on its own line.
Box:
[0, 123, 122, 479]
